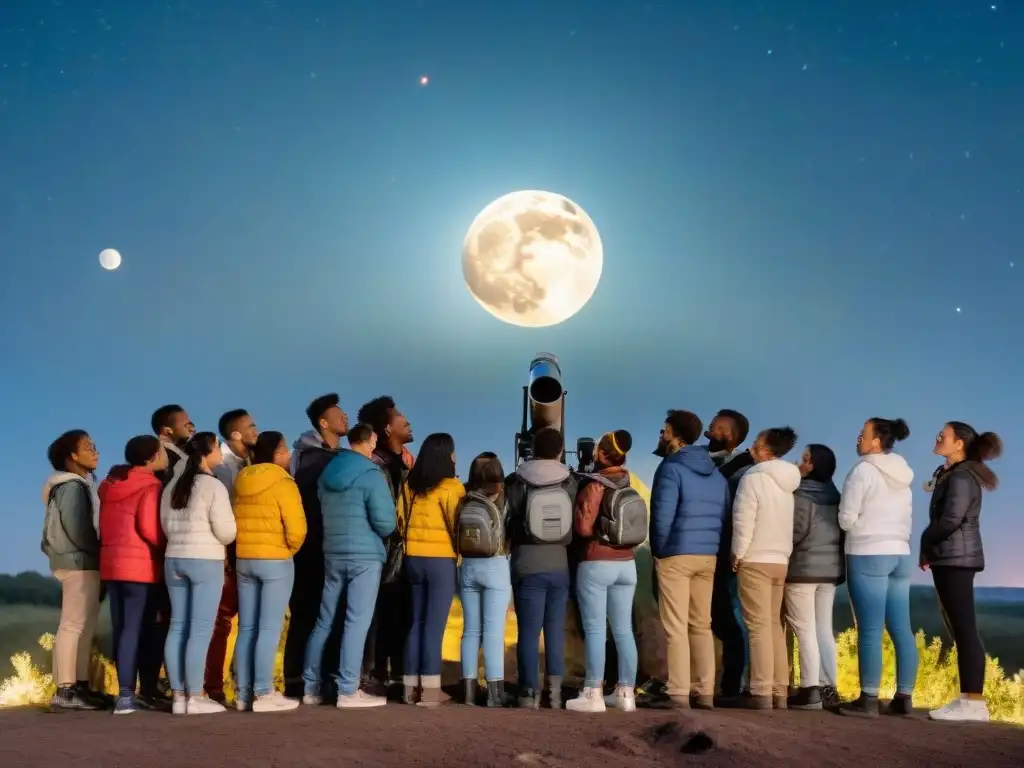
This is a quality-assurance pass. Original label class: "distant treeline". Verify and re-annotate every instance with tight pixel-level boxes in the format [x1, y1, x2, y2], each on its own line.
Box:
[0, 571, 61, 607]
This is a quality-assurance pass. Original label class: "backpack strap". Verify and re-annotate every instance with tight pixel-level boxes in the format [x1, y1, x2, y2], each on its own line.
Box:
[579, 472, 630, 491]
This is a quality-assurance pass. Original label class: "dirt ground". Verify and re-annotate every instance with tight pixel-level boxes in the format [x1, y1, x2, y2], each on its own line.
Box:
[1, 699, 1021, 768]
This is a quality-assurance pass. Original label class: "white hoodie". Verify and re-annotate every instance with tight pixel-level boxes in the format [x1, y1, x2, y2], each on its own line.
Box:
[838, 452, 914, 556]
[731, 458, 802, 564]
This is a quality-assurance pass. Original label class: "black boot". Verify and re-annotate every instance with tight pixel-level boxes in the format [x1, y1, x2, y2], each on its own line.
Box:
[546, 675, 562, 710]
[885, 692, 914, 716]
[50, 685, 102, 712]
[462, 678, 477, 706]
[486, 681, 508, 708]
[820, 685, 840, 709]
[787, 686, 823, 711]
[838, 692, 880, 718]
[518, 688, 540, 709]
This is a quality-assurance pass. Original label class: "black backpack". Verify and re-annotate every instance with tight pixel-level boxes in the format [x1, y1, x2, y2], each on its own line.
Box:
[581, 473, 647, 548]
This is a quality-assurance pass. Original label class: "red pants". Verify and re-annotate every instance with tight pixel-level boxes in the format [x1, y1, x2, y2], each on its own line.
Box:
[204, 567, 238, 698]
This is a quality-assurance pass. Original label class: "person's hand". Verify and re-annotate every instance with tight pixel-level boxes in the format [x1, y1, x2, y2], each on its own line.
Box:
[731, 555, 741, 573]
[919, 561, 930, 571]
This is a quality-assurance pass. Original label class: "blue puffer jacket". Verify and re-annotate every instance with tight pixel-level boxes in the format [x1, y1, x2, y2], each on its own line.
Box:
[649, 445, 730, 558]
[319, 450, 397, 563]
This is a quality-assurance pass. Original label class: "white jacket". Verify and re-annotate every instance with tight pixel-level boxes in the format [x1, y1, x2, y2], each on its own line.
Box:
[161, 472, 237, 560]
[838, 453, 913, 556]
[731, 458, 801, 564]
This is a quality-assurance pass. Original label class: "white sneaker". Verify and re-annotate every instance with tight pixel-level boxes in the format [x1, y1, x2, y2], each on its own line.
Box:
[929, 696, 990, 723]
[337, 690, 387, 709]
[604, 685, 636, 712]
[252, 692, 300, 713]
[171, 694, 187, 716]
[186, 695, 226, 715]
[235, 698, 251, 712]
[566, 687, 606, 713]
[302, 693, 323, 706]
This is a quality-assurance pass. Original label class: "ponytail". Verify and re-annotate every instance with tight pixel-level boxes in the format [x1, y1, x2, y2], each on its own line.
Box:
[948, 422, 1002, 489]
[170, 432, 218, 511]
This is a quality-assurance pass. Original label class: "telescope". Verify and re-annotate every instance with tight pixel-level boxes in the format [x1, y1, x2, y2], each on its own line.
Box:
[515, 353, 595, 472]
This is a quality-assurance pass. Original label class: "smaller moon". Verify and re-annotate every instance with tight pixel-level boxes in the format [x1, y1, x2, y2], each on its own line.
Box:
[98, 248, 122, 271]
[419, 75, 429, 86]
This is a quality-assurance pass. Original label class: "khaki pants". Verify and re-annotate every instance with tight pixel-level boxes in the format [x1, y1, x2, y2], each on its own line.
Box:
[655, 554, 717, 697]
[737, 562, 788, 697]
[53, 569, 101, 687]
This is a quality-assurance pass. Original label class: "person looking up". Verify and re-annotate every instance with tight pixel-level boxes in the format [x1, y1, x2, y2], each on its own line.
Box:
[399, 432, 463, 707]
[922, 422, 1002, 723]
[357, 395, 415, 695]
[649, 410, 729, 710]
[203, 407, 258, 705]
[457, 452, 512, 707]
[161, 433, 237, 715]
[231, 430, 306, 712]
[837, 418, 917, 718]
[505, 427, 576, 710]
[731, 427, 801, 711]
[98, 436, 169, 715]
[703, 408, 752, 705]
[567, 430, 643, 714]
[303, 423, 396, 709]
[284, 393, 348, 699]
[784, 444, 843, 711]
[42, 429, 104, 712]
[151, 405, 196, 487]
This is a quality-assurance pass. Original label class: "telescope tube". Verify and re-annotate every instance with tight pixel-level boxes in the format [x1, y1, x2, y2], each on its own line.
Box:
[528, 353, 564, 433]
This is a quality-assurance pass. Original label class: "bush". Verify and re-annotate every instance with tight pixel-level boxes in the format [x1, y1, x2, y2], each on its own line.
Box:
[2, 626, 1022, 725]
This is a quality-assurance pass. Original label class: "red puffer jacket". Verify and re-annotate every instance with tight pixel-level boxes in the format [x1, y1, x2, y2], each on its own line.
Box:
[98, 466, 164, 583]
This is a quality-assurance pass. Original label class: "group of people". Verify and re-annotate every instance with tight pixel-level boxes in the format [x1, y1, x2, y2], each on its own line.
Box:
[39, 394, 1001, 725]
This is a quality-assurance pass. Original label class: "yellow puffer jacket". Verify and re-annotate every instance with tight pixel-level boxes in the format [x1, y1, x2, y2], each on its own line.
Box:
[400, 478, 464, 559]
[232, 463, 307, 560]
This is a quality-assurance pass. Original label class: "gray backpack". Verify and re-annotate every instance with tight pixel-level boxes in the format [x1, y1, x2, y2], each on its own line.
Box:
[584, 474, 648, 548]
[523, 480, 573, 544]
[457, 491, 505, 557]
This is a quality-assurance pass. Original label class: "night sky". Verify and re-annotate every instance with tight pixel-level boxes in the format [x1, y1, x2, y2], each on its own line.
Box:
[1, 1, 1021, 585]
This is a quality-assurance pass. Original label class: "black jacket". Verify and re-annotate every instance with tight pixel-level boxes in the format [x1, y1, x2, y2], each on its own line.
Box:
[716, 450, 755, 562]
[786, 479, 844, 585]
[293, 446, 339, 568]
[921, 461, 991, 571]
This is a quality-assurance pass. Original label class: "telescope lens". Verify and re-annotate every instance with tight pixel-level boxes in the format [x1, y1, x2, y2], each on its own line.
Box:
[529, 375, 562, 405]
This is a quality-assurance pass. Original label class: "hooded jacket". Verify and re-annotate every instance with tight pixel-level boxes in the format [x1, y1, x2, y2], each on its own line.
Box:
[161, 472, 237, 560]
[319, 450, 397, 563]
[291, 431, 340, 567]
[40, 472, 100, 572]
[232, 463, 308, 560]
[650, 446, 730, 559]
[732, 458, 802, 564]
[98, 466, 164, 583]
[920, 461, 991, 571]
[786, 478, 844, 584]
[400, 477, 464, 559]
[574, 466, 634, 562]
[156, 441, 187, 487]
[505, 459, 578, 578]
[715, 449, 756, 563]
[213, 442, 249, 501]
[838, 452, 914, 556]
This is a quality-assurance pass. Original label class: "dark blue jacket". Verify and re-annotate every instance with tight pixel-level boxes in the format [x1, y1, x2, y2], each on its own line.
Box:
[649, 445, 729, 558]
[319, 450, 397, 563]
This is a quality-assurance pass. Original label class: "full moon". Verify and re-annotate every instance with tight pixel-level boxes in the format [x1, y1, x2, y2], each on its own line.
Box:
[461, 190, 603, 327]
[98, 248, 122, 270]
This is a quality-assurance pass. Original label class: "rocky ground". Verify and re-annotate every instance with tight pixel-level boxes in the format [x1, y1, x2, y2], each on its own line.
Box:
[1, 698, 1021, 768]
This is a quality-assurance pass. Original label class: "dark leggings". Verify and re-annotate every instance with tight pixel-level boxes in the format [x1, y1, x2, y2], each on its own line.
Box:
[932, 566, 985, 695]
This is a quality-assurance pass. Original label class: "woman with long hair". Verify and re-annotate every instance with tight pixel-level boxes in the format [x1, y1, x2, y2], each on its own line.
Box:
[566, 430, 640, 713]
[922, 422, 1002, 723]
[457, 452, 511, 707]
[400, 433, 464, 706]
[232, 431, 307, 713]
[161, 432, 237, 715]
[783, 443, 843, 711]
[837, 418, 918, 718]
[98, 435, 169, 714]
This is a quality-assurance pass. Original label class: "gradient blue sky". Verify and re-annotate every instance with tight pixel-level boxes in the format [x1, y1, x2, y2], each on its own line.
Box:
[1, 1, 1021, 584]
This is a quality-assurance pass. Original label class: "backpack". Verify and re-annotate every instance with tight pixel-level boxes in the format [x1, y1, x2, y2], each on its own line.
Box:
[457, 491, 505, 557]
[522, 480, 573, 544]
[583, 474, 648, 548]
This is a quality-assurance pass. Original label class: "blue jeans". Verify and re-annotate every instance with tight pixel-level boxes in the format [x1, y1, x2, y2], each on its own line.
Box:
[576, 560, 638, 689]
[235, 558, 295, 698]
[459, 557, 512, 681]
[404, 556, 456, 679]
[107, 581, 166, 698]
[303, 558, 382, 696]
[164, 558, 225, 695]
[846, 554, 918, 696]
[513, 569, 569, 690]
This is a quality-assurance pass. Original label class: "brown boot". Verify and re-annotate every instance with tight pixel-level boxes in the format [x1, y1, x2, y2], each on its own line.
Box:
[690, 694, 714, 710]
[417, 675, 443, 708]
[773, 695, 788, 710]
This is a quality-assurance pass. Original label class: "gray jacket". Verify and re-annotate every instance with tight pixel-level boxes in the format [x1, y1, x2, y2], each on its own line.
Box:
[41, 473, 100, 572]
[786, 479, 844, 585]
[920, 461, 990, 571]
